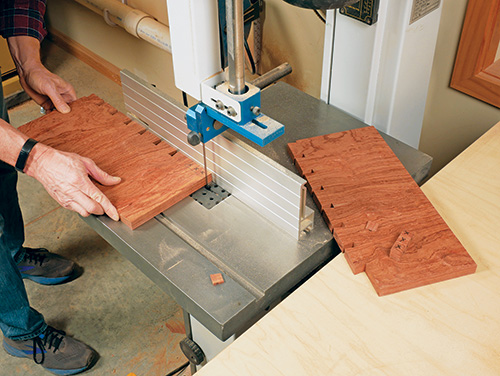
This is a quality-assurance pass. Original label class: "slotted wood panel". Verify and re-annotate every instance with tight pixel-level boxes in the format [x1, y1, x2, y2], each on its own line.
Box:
[19, 94, 210, 229]
[288, 126, 476, 296]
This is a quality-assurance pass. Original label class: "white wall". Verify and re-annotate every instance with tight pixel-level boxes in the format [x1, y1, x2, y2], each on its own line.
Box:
[324, 1, 442, 149]
[45, 0, 500, 177]
[46, 0, 326, 99]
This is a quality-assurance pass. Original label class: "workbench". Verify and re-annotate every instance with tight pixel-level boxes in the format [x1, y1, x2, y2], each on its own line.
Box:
[196, 121, 500, 375]
[82, 81, 432, 362]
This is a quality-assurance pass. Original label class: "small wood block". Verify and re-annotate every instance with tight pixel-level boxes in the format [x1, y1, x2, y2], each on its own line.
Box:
[288, 126, 476, 296]
[365, 221, 379, 232]
[18, 94, 211, 229]
[389, 230, 412, 261]
[210, 273, 225, 286]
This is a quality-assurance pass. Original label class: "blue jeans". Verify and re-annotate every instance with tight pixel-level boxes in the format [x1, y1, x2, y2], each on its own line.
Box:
[0, 75, 47, 340]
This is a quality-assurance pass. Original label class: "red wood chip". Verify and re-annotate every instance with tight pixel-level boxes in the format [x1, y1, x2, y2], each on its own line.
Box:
[210, 273, 225, 286]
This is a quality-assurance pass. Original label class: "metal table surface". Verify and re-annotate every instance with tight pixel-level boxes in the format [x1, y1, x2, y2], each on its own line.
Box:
[83, 82, 432, 341]
[259, 82, 432, 184]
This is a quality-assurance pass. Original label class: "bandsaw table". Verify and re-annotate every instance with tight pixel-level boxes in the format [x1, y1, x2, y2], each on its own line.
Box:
[82, 79, 432, 365]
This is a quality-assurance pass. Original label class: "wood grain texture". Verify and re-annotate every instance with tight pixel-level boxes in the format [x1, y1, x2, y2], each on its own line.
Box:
[196, 122, 500, 376]
[287, 126, 476, 296]
[19, 94, 210, 229]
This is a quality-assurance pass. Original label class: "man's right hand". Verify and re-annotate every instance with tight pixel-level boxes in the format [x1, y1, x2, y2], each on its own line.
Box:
[25, 143, 121, 221]
[8, 36, 77, 114]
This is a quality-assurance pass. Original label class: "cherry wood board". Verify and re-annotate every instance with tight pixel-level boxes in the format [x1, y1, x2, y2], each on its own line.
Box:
[287, 126, 476, 296]
[19, 94, 211, 229]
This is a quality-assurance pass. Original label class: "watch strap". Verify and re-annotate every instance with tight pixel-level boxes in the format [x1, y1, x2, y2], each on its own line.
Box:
[15, 138, 39, 173]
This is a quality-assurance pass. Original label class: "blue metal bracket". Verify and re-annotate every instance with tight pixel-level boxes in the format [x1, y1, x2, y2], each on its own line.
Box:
[186, 89, 284, 147]
[186, 104, 228, 143]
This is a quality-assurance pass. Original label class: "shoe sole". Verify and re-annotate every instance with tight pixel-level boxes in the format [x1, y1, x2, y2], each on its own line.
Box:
[21, 273, 73, 285]
[44, 365, 91, 376]
[3, 340, 38, 358]
[3, 341, 95, 375]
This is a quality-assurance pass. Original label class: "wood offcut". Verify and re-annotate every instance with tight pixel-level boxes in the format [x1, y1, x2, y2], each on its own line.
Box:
[210, 273, 225, 286]
[288, 126, 476, 296]
[19, 94, 211, 229]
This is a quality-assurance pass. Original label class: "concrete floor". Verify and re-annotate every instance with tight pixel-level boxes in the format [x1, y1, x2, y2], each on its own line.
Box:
[1, 41, 189, 376]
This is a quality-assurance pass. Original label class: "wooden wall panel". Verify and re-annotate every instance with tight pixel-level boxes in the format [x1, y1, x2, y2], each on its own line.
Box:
[450, 0, 500, 108]
[19, 94, 210, 229]
[288, 126, 476, 296]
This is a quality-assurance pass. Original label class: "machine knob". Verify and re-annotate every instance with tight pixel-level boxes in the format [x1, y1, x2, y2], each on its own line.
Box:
[187, 131, 201, 146]
[227, 107, 237, 117]
[251, 106, 261, 116]
[215, 100, 224, 110]
[179, 338, 205, 365]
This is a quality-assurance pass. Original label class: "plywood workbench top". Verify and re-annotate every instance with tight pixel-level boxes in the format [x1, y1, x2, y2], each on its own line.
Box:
[196, 122, 500, 376]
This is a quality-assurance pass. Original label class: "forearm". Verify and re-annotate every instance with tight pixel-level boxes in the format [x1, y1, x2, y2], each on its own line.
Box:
[1, 36, 66, 171]
[0, 118, 119, 220]
[7, 36, 44, 77]
[0, 118, 48, 173]
[6, 35, 75, 113]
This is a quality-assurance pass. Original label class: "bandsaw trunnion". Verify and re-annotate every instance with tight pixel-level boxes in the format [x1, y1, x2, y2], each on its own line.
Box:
[19, 94, 211, 229]
[288, 126, 476, 296]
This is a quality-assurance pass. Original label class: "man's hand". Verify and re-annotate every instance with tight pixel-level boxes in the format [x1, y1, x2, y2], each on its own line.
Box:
[17, 63, 76, 114]
[8, 36, 76, 113]
[3, 35, 121, 220]
[25, 143, 121, 220]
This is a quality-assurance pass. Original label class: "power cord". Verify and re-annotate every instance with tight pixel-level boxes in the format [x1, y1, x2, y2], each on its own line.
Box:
[182, 91, 189, 108]
[244, 39, 256, 75]
[313, 9, 326, 23]
[165, 361, 190, 376]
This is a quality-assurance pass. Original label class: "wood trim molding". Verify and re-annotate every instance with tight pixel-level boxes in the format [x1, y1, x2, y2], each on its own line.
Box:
[450, 0, 500, 108]
[46, 27, 122, 86]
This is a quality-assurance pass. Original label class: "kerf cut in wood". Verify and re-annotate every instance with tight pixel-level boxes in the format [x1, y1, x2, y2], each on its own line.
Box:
[19, 94, 210, 229]
[288, 126, 476, 296]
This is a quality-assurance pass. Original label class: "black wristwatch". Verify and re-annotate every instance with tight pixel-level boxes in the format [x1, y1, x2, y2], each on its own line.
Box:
[15, 138, 39, 173]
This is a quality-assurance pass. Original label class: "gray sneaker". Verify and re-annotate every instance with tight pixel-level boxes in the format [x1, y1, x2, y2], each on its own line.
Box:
[3, 326, 98, 375]
[17, 247, 76, 285]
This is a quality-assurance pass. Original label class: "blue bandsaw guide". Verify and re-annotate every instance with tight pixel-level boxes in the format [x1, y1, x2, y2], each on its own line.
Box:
[186, 73, 284, 147]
